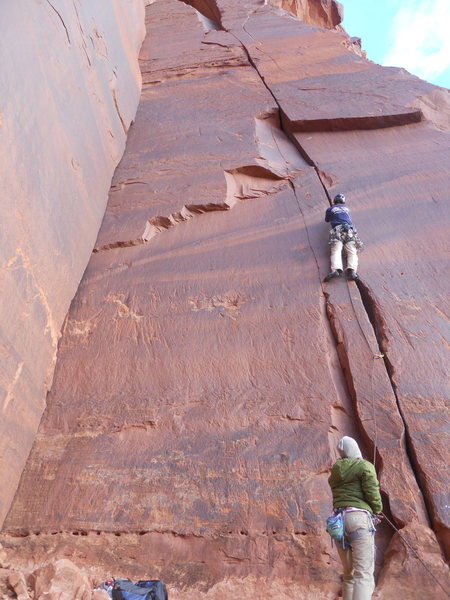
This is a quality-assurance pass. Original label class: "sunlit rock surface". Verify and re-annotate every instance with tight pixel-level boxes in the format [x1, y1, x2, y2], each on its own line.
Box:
[1, 1, 449, 598]
[0, 0, 145, 525]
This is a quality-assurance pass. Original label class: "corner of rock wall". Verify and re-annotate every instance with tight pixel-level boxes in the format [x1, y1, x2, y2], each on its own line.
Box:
[269, 0, 343, 28]
[0, 0, 146, 527]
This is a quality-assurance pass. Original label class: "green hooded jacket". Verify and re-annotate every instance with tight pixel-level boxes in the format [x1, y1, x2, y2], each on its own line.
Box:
[328, 457, 382, 514]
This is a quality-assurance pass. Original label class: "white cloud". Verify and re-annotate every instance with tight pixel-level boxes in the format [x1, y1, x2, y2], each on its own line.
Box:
[383, 0, 450, 85]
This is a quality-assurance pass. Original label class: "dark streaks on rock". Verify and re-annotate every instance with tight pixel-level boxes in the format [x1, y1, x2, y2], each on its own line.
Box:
[235, 10, 448, 571]
[112, 88, 128, 134]
[45, 0, 71, 45]
[0, 0, 145, 532]
[93, 239, 145, 253]
[356, 279, 448, 557]
[72, 0, 92, 67]
[141, 55, 249, 86]
[3, 1, 449, 597]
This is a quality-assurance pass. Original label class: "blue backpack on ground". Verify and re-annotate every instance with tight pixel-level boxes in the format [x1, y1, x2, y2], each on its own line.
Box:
[111, 579, 168, 600]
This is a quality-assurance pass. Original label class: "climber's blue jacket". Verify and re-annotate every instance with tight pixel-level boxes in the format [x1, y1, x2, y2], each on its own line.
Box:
[325, 205, 354, 228]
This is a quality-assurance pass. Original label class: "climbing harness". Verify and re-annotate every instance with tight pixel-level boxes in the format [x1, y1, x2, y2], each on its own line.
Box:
[329, 224, 364, 250]
[313, 197, 448, 596]
[327, 509, 378, 551]
[346, 509, 377, 545]
[261, 127, 446, 595]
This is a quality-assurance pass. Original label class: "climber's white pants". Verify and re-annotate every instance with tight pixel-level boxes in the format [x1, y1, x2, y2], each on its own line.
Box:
[330, 240, 358, 272]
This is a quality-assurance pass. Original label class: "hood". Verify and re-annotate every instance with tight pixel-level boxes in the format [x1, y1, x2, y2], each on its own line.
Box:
[337, 436, 362, 459]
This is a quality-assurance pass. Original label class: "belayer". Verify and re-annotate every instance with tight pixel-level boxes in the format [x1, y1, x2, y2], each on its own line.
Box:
[328, 436, 382, 600]
[324, 194, 363, 282]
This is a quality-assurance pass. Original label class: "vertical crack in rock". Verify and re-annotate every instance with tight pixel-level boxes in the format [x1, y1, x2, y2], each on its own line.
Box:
[311, 258, 442, 560]
[232, 23, 448, 566]
[287, 181, 370, 459]
[288, 179, 396, 569]
[288, 180, 369, 439]
[45, 0, 71, 45]
[229, 30, 442, 549]
[72, 0, 92, 67]
[323, 292, 384, 467]
[228, 32, 396, 509]
[288, 180, 321, 278]
[318, 288, 410, 576]
[230, 32, 333, 204]
[355, 279, 448, 557]
[112, 88, 128, 134]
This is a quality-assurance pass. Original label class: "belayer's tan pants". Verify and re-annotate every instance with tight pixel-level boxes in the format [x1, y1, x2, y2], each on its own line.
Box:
[336, 511, 375, 600]
[330, 240, 358, 272]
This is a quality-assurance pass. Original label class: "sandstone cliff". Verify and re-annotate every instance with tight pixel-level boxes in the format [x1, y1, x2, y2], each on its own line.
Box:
[1, 1, 449, 599]
[0, 0, 146, 526]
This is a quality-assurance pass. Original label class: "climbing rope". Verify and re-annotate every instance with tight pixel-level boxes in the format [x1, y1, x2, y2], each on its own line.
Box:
[346, 283, 384, 466]
[288, 175, 447, 595]
[289, 181, 326, 292]
[346, 283, 450, 595]
[294, 185, 383, 468]
[345, 282, 381, 357]
[380, 512, 450, 597]
[289, 185, 447, 593]
[369, 359, 377, 467]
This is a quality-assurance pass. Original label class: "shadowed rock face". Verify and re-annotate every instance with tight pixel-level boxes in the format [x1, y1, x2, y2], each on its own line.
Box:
[269, 0, 343, 29]
[0, 0, 145, 529]
[1, 1, 449, 599]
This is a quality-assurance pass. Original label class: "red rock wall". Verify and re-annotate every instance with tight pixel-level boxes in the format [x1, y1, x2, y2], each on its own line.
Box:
[0, 1, 146, 526]
[2, 1, 449, 598]
[269, 0, 343, 29]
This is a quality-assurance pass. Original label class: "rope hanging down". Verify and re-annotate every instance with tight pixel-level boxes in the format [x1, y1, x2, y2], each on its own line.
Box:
[346, 285, 450, 596]
[291, 187, 448, 594]
[380, 512, 450, 598]
[346, 284, 384, 465]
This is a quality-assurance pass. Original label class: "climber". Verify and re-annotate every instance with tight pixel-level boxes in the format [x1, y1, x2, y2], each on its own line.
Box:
[328, 436, 382, 600]
[324, 193, 362, 282]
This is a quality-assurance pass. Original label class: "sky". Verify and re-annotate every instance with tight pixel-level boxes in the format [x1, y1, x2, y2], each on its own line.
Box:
[339, 0, 450, 89]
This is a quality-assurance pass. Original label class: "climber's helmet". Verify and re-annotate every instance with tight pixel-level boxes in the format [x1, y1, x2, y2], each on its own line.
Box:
[333, 193, 346, 204]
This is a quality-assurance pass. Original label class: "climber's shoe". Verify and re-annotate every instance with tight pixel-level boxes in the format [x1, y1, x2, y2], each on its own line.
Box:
[346, 268, 359, 281]
[324, 269, 342, 282]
